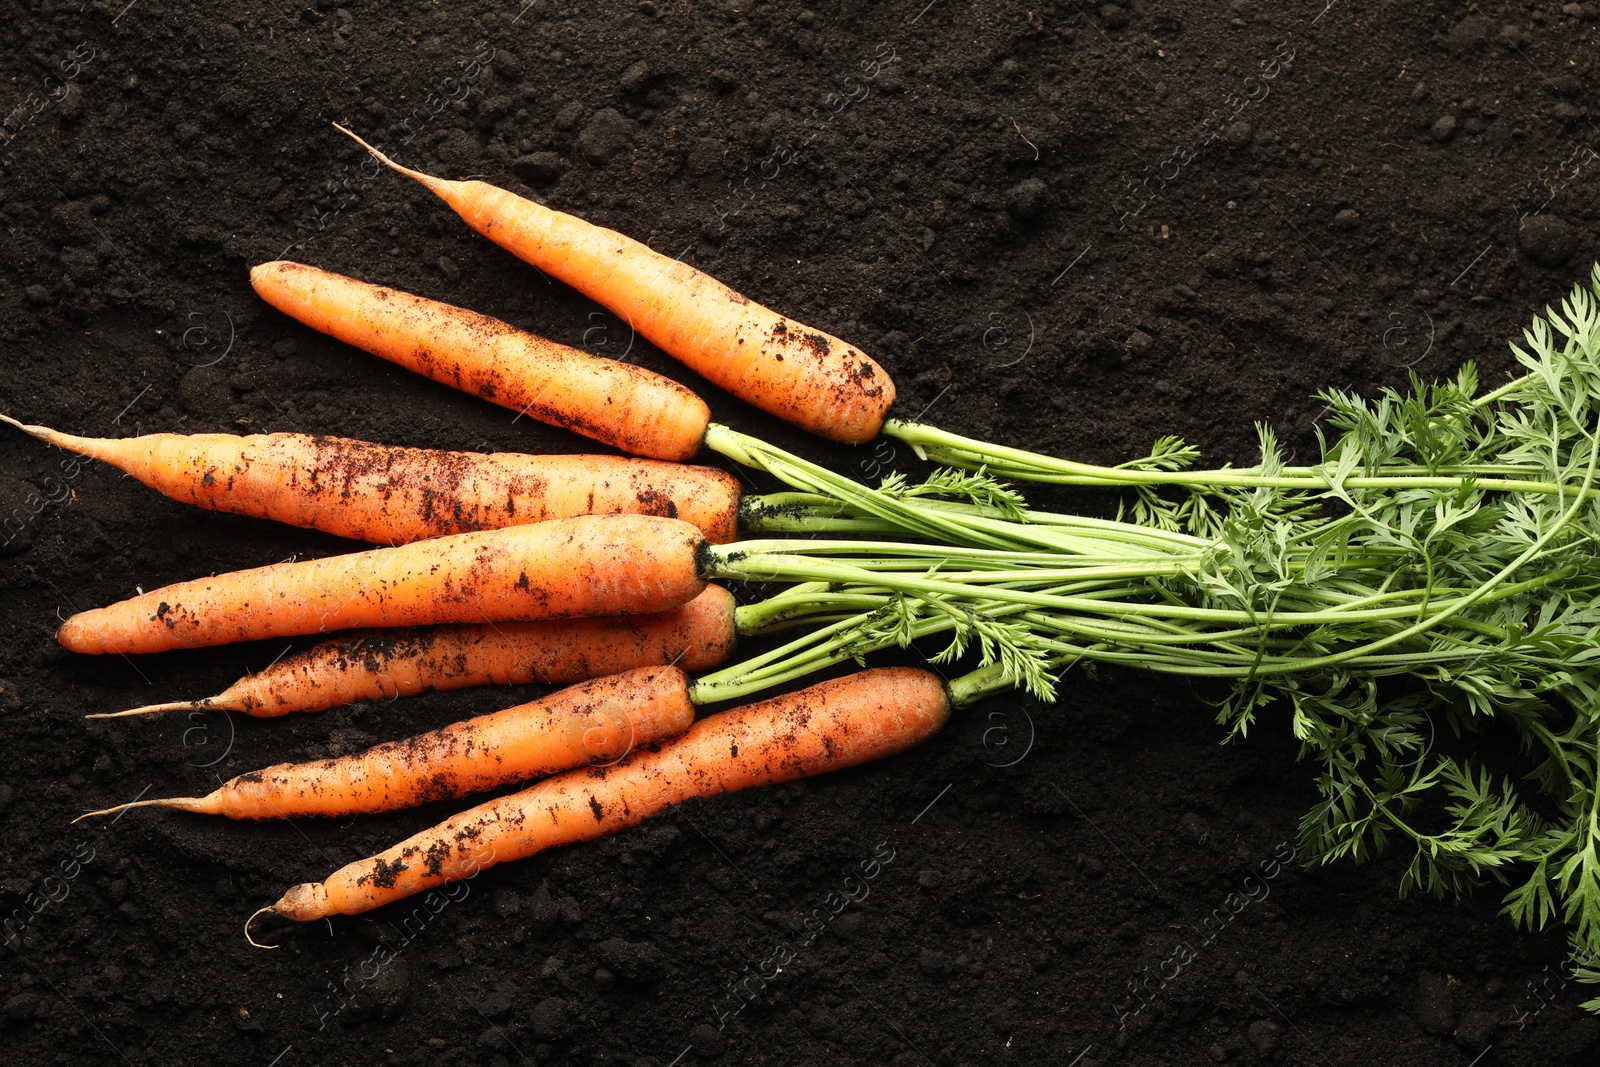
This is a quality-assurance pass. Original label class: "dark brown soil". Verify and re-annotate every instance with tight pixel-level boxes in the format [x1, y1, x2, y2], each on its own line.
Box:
[3, 1, 1600, 1064]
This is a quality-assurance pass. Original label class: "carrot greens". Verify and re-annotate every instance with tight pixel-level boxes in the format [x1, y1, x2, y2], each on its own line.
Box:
[716, 268, 1600, 991]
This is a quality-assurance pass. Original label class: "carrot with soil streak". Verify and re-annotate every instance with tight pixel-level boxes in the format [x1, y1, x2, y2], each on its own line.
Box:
[91, 586, 738, 719]
[249, 260, 711, 462]
[0, 416, 741, 544]
[76, 666, 697, 820]
[260, 666, 948, 919]
[55, 514, 707, 655]
[334, 125, 896, 446]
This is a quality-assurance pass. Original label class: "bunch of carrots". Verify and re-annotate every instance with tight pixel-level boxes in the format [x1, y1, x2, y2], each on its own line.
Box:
[25, 125, 1600, 990]
[17, 127, 1025, 939]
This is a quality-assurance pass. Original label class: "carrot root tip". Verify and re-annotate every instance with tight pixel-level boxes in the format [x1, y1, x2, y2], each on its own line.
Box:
[245, 906, 281, 950]
[71, 797, 201, 822]
[332, 122, 440, 191]
[87, 699, 210, 720]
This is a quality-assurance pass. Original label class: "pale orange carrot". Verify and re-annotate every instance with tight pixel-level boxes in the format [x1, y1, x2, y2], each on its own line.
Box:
[264, 667, 948, 919]
[1, 415, 740, 544]
[76, 667, 696, 820]
[56, 515, 708, 655]
[93, 586, 738, 719]
[250, 260, 711, 461]
[336, 126, 896, 445]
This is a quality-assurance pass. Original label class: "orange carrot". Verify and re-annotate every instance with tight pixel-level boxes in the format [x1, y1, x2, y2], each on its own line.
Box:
[336, 126, 896, 445]
[56, 514, 707, 655]
[264, 667, 948, 919]
[93, 586, 738, 719]
[1, 416, 740, 544]
[77, 667, 696, 821]
[249, 260, 710, 461]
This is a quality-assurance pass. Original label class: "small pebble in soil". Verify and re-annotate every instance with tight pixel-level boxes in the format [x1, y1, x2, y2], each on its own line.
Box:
[2, 993, 40, 1026]
[512, 152, 566, 185]
[1247, 1019, 1282, 1056]
[1099, 4, 1128, 29]
[1221, 121, 1253, 146]
[1519, 214, 1576, 267]
[1430, 114, 1459, 142]
[1333, 207, 1361, 230]
[620, 60, 651, 93]
[1445, 16, 1492, 51]
[1006, 178, 1048, 218]
[578, 108, 636, 165]
[594, 937, 665, 983]
[528, 997, 572, 1041]
[554, 102, 585, 131]
[1543, 74, 1582, 98]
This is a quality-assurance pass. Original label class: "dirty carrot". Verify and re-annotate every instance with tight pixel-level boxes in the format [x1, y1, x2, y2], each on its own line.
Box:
[77, 666, 696, 821]
[56, 514, 707, 655]
[335, 125, 895, 445]
[93, 585, 741, 719]
[258, 666, 949, 920]
[0, 415, 741, 544]
[250, 260, 710, 461]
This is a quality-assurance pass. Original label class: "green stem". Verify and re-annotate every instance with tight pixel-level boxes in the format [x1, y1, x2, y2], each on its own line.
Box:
[882, 417, 1596, 497]
[708, 544, 1521, 630]
[732, 583, 891, 636]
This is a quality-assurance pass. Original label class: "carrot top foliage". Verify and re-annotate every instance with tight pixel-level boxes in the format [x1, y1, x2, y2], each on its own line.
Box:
[804, 267, 1600, 1001]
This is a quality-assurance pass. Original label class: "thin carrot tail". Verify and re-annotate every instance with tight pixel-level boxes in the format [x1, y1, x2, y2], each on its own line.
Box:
[71, 797, 208, 823]
[334, 123, 449, 196]
[0, 413, 98, 455]
[245, 906, 282, 949]
[87, 698, 217, 720]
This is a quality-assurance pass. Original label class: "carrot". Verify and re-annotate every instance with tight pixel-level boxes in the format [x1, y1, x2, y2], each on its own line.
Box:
[0, 415, 740, 544]
[249, 260, 710, 462]
[56, 514, 707, 655]
[93, 585, 738, 719]
[336, 126, 896, 445]
[262, 667, 947, 919]
[77, 667, 696, 821]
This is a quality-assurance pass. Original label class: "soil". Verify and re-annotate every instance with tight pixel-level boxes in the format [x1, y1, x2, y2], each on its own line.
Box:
[2, 1, 1599, 1064]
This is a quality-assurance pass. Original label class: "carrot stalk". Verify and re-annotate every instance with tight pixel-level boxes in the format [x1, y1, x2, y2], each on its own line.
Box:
[75, 666, 696, 821]
[249, 260, 711, 461]
[335, 125, 895, 445]
[0, 415, 740, 544]
[265, 666, 948, 919]
[56, 514, 708, 655]
[89, 586, 739, 719]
